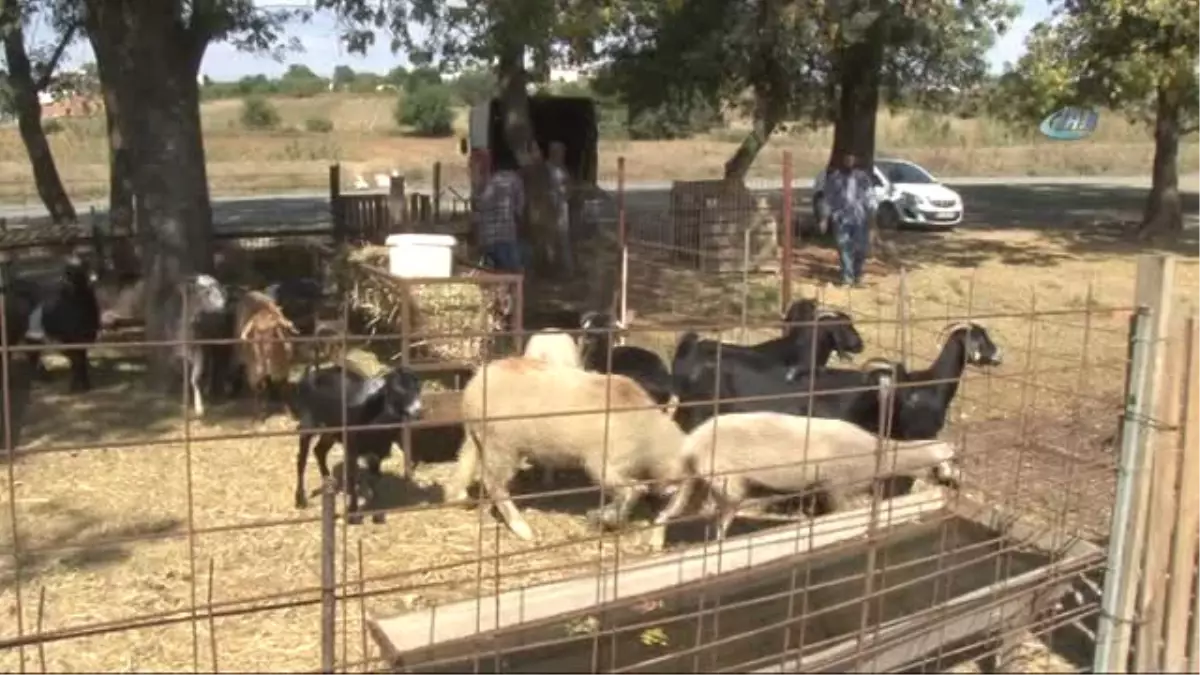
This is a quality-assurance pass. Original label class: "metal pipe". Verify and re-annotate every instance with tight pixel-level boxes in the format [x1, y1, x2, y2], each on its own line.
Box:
[1094, 306, 1153, 674]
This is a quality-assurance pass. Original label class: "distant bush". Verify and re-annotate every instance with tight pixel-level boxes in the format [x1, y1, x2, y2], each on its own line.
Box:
[42, 118, 65, 135]
[240, 96, 281, 130]
[304, 116, 334, 133]
[394, 85, 454, 137]
[626, 97, 719, 140]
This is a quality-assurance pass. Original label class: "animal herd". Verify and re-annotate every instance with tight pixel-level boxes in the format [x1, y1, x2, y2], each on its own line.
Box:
[0, 256, 1004, 544]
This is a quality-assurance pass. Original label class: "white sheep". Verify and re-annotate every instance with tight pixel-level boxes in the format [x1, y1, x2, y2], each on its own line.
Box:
[522, 329, 586, 487]
[446, 356, 688, 545]
[654, 411, 961, 540]
[522, 328, 584, 369]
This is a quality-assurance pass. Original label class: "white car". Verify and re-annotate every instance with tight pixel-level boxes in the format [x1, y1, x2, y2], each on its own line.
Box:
[809, 158, 964, 231]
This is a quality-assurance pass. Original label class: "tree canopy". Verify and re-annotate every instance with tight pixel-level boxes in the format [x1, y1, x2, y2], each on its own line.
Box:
[996, 0, 1198, 234]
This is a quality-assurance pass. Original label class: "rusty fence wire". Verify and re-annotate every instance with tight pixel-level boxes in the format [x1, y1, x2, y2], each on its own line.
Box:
[0, 264, 1172, 673]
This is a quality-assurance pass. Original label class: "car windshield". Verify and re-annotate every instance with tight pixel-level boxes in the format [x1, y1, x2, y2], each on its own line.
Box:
[878, 161, 936, 185]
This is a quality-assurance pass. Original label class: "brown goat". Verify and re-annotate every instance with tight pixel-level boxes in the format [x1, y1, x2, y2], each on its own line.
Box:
[235, 290, 299, 416]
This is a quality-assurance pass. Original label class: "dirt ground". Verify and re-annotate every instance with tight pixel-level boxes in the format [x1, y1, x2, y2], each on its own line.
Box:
[0, 221, 1196, 672]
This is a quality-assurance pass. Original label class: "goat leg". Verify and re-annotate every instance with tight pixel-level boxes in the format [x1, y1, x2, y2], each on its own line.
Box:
[295, 431, 315, 508]
[366, 454, 386, 524]
[67, 348, 91, 392]
[344, 450, 363, 526]
[189, 351, 206, 417]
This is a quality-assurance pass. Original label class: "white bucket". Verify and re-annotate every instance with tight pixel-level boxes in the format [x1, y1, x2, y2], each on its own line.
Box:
[384, 233, 457, 279]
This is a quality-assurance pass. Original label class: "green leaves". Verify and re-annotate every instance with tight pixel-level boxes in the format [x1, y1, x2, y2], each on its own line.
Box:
[1002, 0, 1199, 129]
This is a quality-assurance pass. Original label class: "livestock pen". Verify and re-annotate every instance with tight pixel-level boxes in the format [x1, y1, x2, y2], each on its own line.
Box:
[0, 155, 1197, 674]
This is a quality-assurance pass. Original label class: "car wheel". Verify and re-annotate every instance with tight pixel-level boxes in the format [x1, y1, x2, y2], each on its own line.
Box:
[877, 204, 901, 231]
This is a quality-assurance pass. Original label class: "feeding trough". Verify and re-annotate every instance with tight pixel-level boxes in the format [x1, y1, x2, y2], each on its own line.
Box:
[367, 492, 1101, 673]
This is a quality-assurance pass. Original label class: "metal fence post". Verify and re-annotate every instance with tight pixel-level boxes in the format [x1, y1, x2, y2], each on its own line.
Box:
[1094, 306, 1154, 674]
[320, 477, 337, 673]
[781, 151, 794, 314]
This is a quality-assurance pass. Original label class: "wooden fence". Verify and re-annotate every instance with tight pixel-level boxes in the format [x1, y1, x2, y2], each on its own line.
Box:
[1098, 254, 1199, 674]
[328, 162, 470, 245]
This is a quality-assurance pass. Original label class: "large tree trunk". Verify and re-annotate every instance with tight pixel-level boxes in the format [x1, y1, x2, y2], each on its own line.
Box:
[828, 14, 895, 262]
[496, 46, 560, 278]
[0, 18, 77, 224]
[96, 60, 135, 235]
[1140, 84, 1183, 238]
[723, 0, 787, 182]
[86, 0, 214, 381]
[829, 30, 884, 167]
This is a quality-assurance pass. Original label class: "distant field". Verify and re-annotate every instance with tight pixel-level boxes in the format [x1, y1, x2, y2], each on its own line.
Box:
[0, 93, 1195, 205]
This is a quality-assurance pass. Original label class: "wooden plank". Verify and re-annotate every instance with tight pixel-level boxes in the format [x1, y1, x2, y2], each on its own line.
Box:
[1136, 314, 1188, 673]
[1109, 254, 1176, 673]
[1162, 317, 1199, 672]
[367, 491, 947, 663]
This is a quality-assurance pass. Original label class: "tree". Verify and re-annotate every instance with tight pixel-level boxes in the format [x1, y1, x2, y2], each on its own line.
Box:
[77, 0, 303, 379]
[596, 0, 1015, 179]
[394, 83, 454, 135]
[403, 65, 441, 93]
[450, 67, 496, 106]
[279, 62, 326, 96]
[385, 64, 408, 88]
[317, 0, 626, 277]
[0, 0, 79, 223]
[997, 0, 1199, 237]
[332, 63, 356, 90]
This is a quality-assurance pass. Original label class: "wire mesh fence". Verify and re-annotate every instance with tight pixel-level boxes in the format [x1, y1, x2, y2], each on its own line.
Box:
[0, 155, 1195, 674]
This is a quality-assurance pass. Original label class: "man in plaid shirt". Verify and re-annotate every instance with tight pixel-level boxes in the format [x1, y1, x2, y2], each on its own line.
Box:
[475, 156, 527, 272]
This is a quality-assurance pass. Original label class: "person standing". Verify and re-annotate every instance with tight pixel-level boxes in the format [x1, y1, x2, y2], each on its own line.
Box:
[546, 141, 574, 275]
[474, 156, 526, 272]
[821, 151, 877, 287]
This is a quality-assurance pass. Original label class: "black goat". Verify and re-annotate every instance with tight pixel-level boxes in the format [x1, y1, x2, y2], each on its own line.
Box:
[578, 311, 677, 413]
[290, 363, 423, 524]
[25, 256, 101, 392]
[859, 322, 1002, 440]
[671, 302, 865, 386]
[166, 274, 237, 416]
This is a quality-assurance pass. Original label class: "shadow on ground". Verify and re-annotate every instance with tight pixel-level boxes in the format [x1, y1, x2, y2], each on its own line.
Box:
[0, 500, 182, 592]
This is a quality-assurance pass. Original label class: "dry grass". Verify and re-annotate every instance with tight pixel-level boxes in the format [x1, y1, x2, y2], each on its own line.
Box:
[0, 224, 1195, 671]
[0, 94, 1195, 203]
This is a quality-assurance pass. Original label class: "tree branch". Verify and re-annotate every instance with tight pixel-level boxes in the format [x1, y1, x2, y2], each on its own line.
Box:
[33, 24, 79, 91]
[1182, 123, 1199, 135]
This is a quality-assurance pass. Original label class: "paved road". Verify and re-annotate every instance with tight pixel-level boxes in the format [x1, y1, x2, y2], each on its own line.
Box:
[0, 174, 1196, 231]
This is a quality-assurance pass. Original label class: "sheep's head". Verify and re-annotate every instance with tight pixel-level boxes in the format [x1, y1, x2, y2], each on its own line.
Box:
[941, 322, 1002, 367]
[580, 310, 633, 349]
[816, 310, 864, 362]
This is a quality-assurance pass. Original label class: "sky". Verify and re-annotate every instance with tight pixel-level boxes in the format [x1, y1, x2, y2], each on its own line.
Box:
[40, 0, 1054, 81]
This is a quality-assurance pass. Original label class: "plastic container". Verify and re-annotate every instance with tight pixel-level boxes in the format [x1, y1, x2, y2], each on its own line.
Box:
[384, 233, 457, 279]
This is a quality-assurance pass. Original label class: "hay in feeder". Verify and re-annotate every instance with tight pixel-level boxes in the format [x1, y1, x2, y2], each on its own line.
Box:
[339, 246, 500, 364]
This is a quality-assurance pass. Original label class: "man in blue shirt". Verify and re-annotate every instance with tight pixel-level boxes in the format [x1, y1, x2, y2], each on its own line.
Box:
[822, 151, 877, 287]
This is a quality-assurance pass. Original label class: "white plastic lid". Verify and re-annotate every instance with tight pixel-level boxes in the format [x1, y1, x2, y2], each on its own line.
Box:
[384, 233, 457, 246]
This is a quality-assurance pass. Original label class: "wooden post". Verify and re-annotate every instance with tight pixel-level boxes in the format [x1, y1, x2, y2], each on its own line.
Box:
[432, 161, 442, 221]
[389, 173, 407, 233]
[1161, 316, 1199, 672]
[1108, 254, 1176, 673]
[329, 164, 343, 243]
[1135, 308, 1187, 672]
